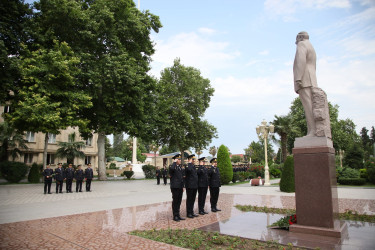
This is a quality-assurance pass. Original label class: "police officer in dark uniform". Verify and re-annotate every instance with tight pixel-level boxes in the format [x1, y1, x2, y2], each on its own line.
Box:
[197, 157, 209, 215]
[208, 158, 221, 212]
[185, 154, 199, 218]
[43, 164, 54, 194]
[54, 163, 64, 193]
[85, 163, 94, 192]
[169, 154, 185, 222]
[75, 165, 84, 192]
[65, 164, 74, 193]
[162, 165, 168, 185]
[156, 167, 161, 185]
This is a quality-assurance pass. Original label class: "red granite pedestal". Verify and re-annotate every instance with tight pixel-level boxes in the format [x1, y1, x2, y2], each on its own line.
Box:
[290, 144, 345, 238]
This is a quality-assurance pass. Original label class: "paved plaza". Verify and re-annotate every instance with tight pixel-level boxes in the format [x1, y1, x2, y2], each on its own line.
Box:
[0, 179, 375, 249]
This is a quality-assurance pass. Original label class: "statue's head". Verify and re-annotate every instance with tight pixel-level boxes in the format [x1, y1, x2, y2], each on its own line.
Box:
[296, 31, 309, 44]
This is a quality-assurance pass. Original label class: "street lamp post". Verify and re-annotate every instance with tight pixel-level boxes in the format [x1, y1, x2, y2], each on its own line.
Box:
[256, 119, 274, 186]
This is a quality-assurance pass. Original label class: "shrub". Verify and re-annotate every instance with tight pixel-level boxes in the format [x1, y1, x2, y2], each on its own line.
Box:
[248, 172, 256, 179]
[270, 168, 281, 178]
[343, 143, 364, 169]
[217, 144, 233, 185]
[338, 178, 366, 185]
[142, 164, 155, 179]
[28, 163, 41, 183]
[122, 170, 134, 179]
[339, 167, 360, 179]
[232, 172, 239, 183]
[280, 155, 295, 193]
[0, 161, 28, 183]
[360, 169, 368, 179]
[249, 164, 264, 178]
[367, 167, 375, 184]
[238, 172, 250, 181]
[364, 157, 375, 168]
[109, 163, 118, 169]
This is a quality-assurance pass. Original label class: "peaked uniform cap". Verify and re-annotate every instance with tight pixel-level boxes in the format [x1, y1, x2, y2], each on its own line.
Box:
[198, 157, 206, 161]
[210, 158, 217, 163]
[172, 154, 181, 159]
[187, 154, 195, 159]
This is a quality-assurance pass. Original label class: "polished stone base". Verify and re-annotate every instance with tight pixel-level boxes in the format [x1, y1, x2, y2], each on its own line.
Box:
[131, 164, 145, 179]
[289, 221, 347, 238]
[293, 141, 340, 235]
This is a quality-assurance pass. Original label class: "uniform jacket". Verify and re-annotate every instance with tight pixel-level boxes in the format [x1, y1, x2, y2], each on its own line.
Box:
[161, 168, 168, 177]
[185, 163, 198, 189]
[54, 168, 64, 181]
[65, 168, 74, 179]
[156, 169, 161, 177]
[85, 168, 94, 179]
[74, 169, 85, 181]
[169, 162, 185, 189]
[293, 39, 317, 93]
[43, 168, 54, 181]
[197, 165, 209, 188]
[208, 165, 221, 188]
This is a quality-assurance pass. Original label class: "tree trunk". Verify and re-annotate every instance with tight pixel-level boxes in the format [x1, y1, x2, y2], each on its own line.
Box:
[43, 133, 49, 169]
[97, 132, 107, 180]
[180, 147, 185, 166]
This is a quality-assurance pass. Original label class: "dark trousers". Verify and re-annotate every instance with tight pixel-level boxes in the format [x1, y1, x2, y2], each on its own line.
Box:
[44, 180, 52, 193]
[76, 180, 83, 192]
[210, 187, 220, 209]
[198, 187, 208, 212]
[171, 188, 183, 217]
[163, 177, 167, 185]
[66, 178, 73, 192]
[157, 176, 160, 185]
[56, 180, 63, 193]
[86, 179, 92, 191]
[186, 188, 198, 215]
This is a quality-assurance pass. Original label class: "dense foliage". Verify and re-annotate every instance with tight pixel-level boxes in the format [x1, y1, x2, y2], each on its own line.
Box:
[217, 145, 233, 185]
[27, 163, 41, 183]
[0, 161, 28, 183]
[142, 164, 156, 179]
[338, 178, 366, 185]
[122, 170, 134, 179]
[279, 155, 295, 193]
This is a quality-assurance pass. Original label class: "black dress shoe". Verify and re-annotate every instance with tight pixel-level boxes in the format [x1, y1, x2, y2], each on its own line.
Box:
[173, 216, 180, 222]
[211, 208, 217, 212]
[215, 208, 221, 211]
[199, 211, 205, 215]
[193, 214, 199, 217]
[48, 192, 52, 194]
[44, 193, 46, 194]
[178, 216, 185, 220]
[203, 211, 208, 214]
[187, 214, 194, 218]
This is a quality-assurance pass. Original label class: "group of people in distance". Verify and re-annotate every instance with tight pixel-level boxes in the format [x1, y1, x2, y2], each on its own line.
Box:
[42, 163, 94, 194]
[169, 153, 221, 222]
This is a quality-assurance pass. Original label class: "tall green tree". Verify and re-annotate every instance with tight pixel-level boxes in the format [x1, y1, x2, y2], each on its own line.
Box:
[33, 0, 162, 179]
[159, 144, 178, 156]
[0, 0, 31, 103]
[0, 121, 28, 162]
[244, 140, 274, 164]
[153, 58, 217, 163]
[112, 133, 124, 157]
[6, 40, 92, 169]
[272, 114, 294, 163]
[217, 144, 233, 185]
[56, 132, 85, 165]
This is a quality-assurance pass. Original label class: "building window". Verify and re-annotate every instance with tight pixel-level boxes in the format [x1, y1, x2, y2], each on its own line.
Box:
[86, 136, 92, 146]
[4, 106, 11, 114]
[48, 133, 56, 143]
[24, 153, 33, 164]
[26, 132, 35, 142]
[85, 156, 92, 165]
[47, 154, 55, 165]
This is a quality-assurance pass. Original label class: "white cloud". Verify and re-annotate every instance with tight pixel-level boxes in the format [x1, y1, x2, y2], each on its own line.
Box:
[150, 31, 240, 78]
[264, 0, 351, 21]
[259, 50, 270, 56]
[198, 27, 216, 35]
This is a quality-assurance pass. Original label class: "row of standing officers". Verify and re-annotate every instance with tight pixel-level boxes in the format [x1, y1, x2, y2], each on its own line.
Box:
[42, 163, 94, 194]
[168, 154, 221, 222]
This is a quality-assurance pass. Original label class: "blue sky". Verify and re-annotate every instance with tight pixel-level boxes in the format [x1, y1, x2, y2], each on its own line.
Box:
[139, 0, 375, 155]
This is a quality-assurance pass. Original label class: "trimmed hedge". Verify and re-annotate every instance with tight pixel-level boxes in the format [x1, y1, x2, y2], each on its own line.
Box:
[0, 161, 28, 183]
[232, 172, 239, 183]
[367, 167, 375, 184]
[338, 178, 366, 186]
[142, 164, 155, 179]
[28, 163, 41, 183]
[279, 155, 295, 193]
[122, 170, 134, 179]
[217, 145, 233, 185]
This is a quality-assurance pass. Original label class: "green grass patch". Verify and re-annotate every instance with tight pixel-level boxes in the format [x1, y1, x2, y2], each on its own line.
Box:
[130, 228, 305, 249]
[235, 205, 375, 223]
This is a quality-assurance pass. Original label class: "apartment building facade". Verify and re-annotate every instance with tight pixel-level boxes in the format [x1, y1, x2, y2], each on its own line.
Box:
[1, 105, 98, 168]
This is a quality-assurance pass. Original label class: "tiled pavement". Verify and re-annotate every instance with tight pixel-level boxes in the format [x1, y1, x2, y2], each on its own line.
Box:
[0, 180, 374, 249]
